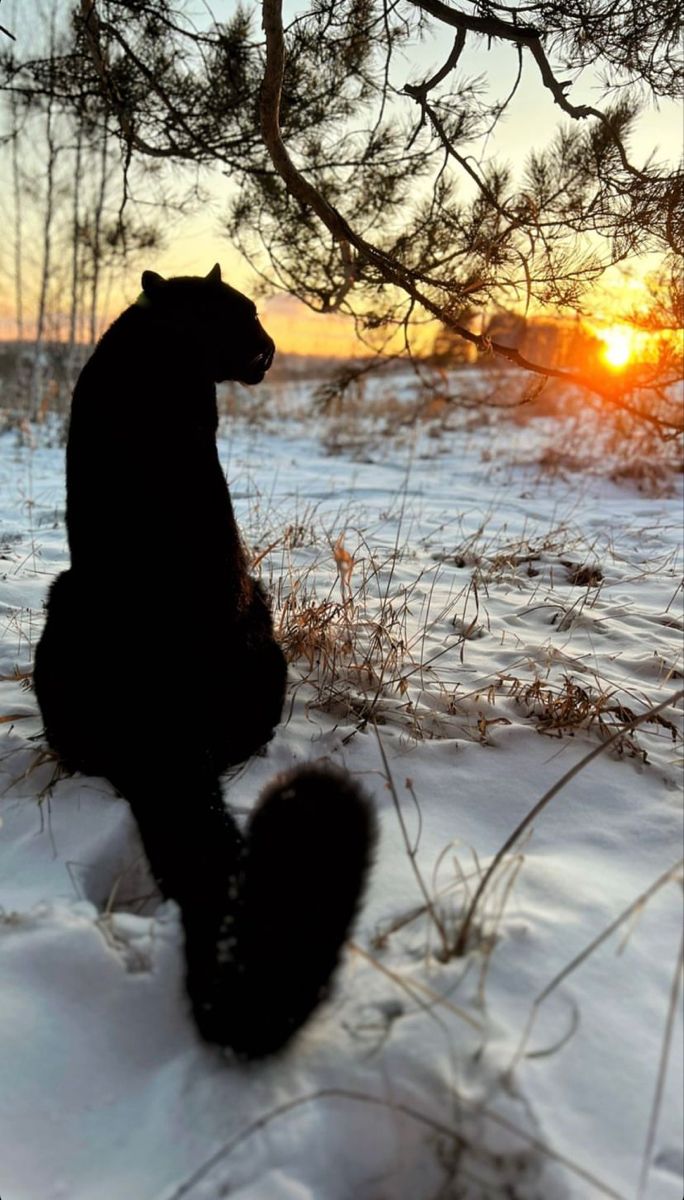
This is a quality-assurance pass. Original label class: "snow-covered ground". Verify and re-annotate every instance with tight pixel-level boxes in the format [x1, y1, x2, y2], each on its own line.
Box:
[1, 368, 682, 1200]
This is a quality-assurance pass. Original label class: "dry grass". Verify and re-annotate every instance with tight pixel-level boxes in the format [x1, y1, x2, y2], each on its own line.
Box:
[264, 520, 424, 732]
[254, 507, 683, 764]
[249, 363, 684, 494]
[507, 674, 679, 760]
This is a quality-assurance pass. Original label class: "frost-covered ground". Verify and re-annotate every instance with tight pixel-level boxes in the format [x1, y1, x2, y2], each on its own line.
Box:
[1, 368, 682, 1200]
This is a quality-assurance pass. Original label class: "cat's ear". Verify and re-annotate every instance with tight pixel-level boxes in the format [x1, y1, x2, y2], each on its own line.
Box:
[141, 270, 166, 296]
[206, 263, 222, 285]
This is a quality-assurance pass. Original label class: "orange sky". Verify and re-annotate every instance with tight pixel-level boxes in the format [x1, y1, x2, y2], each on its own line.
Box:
[120, 242, 377, 357]
[2, 33, 680, 357]
[0, 249, 672, 359]
[1, 0, 680, 357]
[259, 294, 367, 358]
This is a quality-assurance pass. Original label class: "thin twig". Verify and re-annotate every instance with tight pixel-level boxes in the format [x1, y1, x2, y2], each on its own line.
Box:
[637, 927, 684, 1200]
[165, 1085, 627, 1200]
[454, 689, 684, 957]
[373, 719, 451, 959]
[350, 940, 483, 1030]
[509, 858, 684, 1073]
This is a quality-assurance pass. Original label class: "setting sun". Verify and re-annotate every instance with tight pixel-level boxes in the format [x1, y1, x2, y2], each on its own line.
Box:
[599, 325, 634, 370]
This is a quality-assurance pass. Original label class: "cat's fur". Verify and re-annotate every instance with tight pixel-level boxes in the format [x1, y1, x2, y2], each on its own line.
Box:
[33, 264, 376, 1058]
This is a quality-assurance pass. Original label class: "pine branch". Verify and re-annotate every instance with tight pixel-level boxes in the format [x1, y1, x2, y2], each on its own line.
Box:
[409, 0, 656, 181]
[259, 0, 650, 403]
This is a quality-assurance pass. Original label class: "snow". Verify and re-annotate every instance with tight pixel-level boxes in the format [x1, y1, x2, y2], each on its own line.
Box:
[1, 368, 682, 1200]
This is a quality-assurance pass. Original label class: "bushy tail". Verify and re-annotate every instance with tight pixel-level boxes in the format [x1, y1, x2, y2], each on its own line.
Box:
[126, 763, 377, 1058]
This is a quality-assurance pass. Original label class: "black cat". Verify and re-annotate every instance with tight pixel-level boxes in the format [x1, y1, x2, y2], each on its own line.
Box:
[33, 264, 376, 1058]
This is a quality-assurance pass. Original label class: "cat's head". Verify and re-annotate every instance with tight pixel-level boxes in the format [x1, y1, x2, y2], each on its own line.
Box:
[138, 264, 275, 384]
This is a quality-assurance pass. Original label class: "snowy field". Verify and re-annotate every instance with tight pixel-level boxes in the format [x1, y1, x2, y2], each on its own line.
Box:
[1, 367, 682, 1200]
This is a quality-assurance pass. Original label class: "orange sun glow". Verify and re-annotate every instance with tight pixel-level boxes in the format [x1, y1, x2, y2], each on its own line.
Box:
[599, 325, 634, 370]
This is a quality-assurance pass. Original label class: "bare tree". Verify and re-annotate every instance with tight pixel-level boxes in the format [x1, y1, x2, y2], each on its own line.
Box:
[9, 72, 23, 341]
[0, 2, 172, 414]
[29, 5, 60, 417]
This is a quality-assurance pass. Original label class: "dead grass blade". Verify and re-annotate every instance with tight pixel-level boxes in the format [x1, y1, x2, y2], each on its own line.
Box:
[165, 1085, 628, 1200]
[349, 941, 483, 1031]
[455, 689, 684, 957]
[373, 720, 451, 960]
[509, 858, 684, 1072]
[637, 927, 684, 1200]
[0, 667, 33, 682]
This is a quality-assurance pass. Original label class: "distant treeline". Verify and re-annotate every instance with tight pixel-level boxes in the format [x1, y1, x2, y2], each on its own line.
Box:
[433, 313, 604, 369]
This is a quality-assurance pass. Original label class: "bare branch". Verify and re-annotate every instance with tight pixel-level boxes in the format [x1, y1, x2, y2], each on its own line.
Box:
[78, 0, 176, 158]
[409, 0, 655, 180]
[404, 28, 466, 102]
[409, 0, 541, 43]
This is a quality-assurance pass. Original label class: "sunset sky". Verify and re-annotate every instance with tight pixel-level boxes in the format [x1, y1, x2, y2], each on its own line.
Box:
[0, 1, 681, 355]
[125, 26, 682, 357]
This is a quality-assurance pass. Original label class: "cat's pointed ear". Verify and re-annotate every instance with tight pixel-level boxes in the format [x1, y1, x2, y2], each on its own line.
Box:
[141, 270, 166, 296]
[206, 263, 222, 285]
